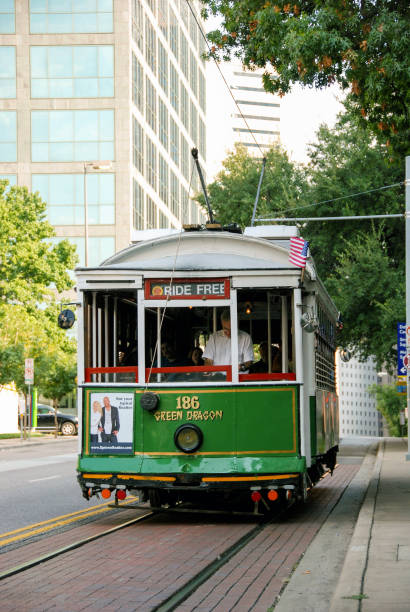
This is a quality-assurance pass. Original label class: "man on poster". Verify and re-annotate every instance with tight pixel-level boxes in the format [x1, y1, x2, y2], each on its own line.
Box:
[98, 396, 120, 444]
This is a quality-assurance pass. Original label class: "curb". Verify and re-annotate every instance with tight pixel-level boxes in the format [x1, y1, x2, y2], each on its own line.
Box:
[274, 442, 380, 612]
[0, 436, 77, 451]
[329, 440, 384, 611]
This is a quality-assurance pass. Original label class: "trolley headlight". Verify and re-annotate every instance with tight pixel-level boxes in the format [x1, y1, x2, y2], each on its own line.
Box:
[174, 424, 203, 453]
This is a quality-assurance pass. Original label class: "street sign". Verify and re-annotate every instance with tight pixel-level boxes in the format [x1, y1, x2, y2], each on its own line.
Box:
[397, 323, 407, 375]
[24, 358, 34, 385]
[404, 354, 410, 369]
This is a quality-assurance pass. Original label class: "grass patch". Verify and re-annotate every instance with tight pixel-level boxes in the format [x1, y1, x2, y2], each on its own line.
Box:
[342, 594, 369, 600]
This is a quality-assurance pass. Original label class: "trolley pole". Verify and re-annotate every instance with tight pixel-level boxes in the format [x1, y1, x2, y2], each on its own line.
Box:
[406, 156, 410, 460]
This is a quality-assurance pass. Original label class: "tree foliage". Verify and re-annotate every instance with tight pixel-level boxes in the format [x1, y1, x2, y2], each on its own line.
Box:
[368, 383, 406, 436]
[326, 228, 404, 368]
[0, 181, 78, 401]
[197, 144, 307, 227]
[202, 0, 409, 157]
[303, 112, 404, 280]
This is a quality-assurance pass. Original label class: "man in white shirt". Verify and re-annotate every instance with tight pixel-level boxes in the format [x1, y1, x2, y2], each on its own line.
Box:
[203, 310, 254, 371]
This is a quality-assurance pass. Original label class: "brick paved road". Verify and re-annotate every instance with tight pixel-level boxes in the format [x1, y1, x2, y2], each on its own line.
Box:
[0, 464, 358, 612]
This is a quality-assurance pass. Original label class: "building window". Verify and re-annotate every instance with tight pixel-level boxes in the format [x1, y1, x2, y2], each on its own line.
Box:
[0, 47, 15, 98]
[133, 179, 144, 229]
[190, 101, 197, 144]
[158, 41, 168, 95]
[159, 210, 169, 228]
[145, 18, 156, 74]
[132, 54, 144, 112]
[180, 84, 188, 130]
[169, 8, 178, 60]
[199, 70, 206, 113]
[189, 7, 198, 49]
[159, 99, 168, 150]
[170, 117, 179, 167]
[180, 32, 188, 79]
[170, 170, 179, 218]
[32, 173, 115, 226]
[31, 110, 114, 162]
[159, 154, 168, 205]
[181, 186, 189, 219]
[145, 136, 156, 190]
[146, 194, 156, 229]
[0, 111, 16, 162]
[158, 0, 168, 39]
[132, 0, 144, 50]
[31, 46, 114, 98]
[169, 64, 179, 114]
[30, 0, 113, 34]
[133, 118, 144, 173]
[189, 49, 197, 98]
[145, 77, 157, 132]
[179, 0, 188, 27]
[181, 135, 189, 181]
[0, 0, 14, 33]
[199, 117, 206, 160]
[191, 199, 198, 224]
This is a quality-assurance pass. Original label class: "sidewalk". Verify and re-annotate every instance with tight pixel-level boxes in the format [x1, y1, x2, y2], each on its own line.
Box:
[0, 434, 76, 450]
[276, 438, 410, 612]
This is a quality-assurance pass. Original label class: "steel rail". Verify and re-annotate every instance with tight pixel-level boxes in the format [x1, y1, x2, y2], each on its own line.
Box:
[0, 510, 154, 582]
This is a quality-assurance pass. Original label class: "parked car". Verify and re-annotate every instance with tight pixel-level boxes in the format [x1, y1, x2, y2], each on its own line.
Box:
[36, 405, 78, 436]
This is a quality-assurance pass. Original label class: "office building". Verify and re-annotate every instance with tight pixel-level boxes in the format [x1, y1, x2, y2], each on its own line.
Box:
[0, 0, 207, 267]
[336, 353, 383, 437]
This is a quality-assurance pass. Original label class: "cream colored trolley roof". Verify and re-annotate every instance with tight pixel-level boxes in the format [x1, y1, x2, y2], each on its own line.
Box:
[77, 226, 312, 278]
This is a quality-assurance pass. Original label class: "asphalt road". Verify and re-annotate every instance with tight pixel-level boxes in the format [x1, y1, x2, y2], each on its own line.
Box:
[0, 439, 105, 533]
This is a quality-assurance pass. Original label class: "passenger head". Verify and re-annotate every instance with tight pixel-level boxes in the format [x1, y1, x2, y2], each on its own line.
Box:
[221, 309, 231, 338]
[259, 341, 268, 361]
[191, 347, 203, 365]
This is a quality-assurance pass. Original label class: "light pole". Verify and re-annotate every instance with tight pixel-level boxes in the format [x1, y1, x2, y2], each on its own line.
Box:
[83, 161, 112, 266]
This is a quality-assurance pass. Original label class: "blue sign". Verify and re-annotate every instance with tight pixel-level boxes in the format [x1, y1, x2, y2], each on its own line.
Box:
[397, 322, 407, 375]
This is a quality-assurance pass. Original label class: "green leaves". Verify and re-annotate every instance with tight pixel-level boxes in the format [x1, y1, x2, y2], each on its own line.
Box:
[0, 181, 78, 400]
[368, 384, 406, 436]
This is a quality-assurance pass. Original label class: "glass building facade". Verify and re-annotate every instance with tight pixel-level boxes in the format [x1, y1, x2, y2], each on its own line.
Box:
[0, 0, 206, 266]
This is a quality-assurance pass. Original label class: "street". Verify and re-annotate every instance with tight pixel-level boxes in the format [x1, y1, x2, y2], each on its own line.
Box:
[0, 440, 105, 533]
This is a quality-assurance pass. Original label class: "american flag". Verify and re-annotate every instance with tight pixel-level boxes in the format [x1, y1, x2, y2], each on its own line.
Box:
[289, 236, 309, 268]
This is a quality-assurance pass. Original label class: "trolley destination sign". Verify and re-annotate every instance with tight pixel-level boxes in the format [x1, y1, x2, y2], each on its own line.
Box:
[145, 278, 230, 300]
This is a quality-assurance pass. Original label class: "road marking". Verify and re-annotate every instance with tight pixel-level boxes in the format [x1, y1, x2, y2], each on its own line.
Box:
[28, 475, 61, 483]
[0, 496, 138, 547]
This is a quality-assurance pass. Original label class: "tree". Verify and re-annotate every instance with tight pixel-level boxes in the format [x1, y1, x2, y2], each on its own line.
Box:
[303, 112, 404, 280]
[326, 227, 404, 369]
[0, 181, 78, 399]
[368, 384, 406, 436]
[202, 0, 409, 157]
[196, 144, 307, 227]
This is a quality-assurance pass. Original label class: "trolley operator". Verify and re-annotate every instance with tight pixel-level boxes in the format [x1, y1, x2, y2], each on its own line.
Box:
[203, 309, 254, 372]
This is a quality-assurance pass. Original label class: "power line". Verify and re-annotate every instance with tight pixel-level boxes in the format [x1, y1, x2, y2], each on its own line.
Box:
[186, 1, 266, 158]
[268, 181, 405, 218]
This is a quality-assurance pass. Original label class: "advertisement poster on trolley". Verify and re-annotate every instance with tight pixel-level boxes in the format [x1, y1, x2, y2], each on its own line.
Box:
[89, 392, 134, 454]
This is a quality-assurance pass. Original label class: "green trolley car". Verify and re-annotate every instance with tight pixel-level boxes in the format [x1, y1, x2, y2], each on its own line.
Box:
[75, 224, 339, 511]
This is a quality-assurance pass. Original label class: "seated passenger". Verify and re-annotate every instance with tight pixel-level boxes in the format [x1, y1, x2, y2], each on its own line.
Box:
[203, 309, 254, 372]
[188, 346, 204, 366]
[249, 342, 282, 374]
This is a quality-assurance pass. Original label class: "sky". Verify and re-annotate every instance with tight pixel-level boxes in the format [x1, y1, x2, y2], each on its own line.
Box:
[205, 60, 344, 180]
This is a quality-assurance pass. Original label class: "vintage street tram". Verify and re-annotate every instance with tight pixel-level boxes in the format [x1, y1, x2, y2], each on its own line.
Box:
[75, 225, 339, 510]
